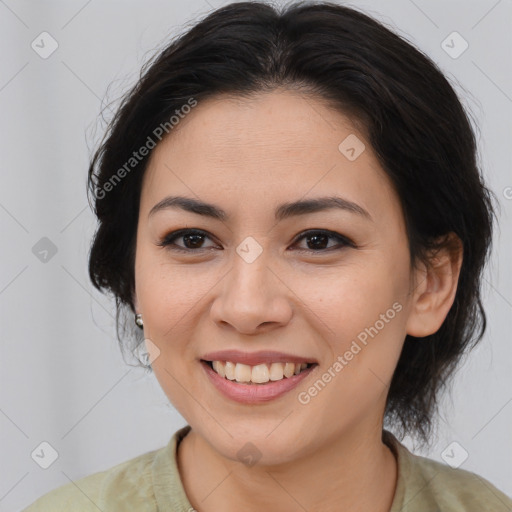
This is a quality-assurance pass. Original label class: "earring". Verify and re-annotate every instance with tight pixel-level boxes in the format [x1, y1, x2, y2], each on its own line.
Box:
[135, 313, 144, 329]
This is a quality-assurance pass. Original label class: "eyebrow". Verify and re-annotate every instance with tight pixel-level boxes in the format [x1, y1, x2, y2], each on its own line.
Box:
[148, 195, 372, 222]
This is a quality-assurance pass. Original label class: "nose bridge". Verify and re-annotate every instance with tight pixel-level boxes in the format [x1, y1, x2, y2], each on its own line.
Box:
[229, 243, 273, 305]
[210, 241, 292, 332]
[228, 231, 272, 288]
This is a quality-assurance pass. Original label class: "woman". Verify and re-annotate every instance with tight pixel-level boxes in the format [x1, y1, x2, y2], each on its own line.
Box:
[23, 1, 511, 510]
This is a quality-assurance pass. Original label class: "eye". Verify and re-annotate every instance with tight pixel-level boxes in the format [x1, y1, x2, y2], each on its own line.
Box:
[291, 229, 355, 253]
[157, 229, 218, 253]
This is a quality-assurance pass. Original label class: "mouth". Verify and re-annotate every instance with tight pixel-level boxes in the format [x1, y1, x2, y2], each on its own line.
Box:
[201, 359, 317, 385]
[200, 357, 319, 404]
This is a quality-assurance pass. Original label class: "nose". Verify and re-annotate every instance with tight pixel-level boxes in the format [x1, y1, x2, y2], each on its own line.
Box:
[209, 251, 293, 335]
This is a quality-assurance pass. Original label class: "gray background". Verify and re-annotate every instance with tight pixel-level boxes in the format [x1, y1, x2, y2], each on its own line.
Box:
[1, 0, 511, 510]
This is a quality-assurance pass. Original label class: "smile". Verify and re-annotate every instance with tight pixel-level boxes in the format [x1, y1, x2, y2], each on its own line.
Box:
[205, 360, 314, 384]
[200, 359, 318, 404]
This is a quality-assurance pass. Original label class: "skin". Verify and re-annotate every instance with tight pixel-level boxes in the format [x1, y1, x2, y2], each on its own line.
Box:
[132, 89, 463, 512]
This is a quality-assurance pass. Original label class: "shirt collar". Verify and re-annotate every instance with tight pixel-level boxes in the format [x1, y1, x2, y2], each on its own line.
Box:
[152, 425, 440, 512]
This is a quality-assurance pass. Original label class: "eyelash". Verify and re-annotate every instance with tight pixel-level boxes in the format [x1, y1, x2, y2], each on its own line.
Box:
[156, 228, 356, 254]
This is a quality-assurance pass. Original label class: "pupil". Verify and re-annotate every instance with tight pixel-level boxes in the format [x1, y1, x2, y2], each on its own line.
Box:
[184, 234, 203, 248]
[308, 234, 328, 250]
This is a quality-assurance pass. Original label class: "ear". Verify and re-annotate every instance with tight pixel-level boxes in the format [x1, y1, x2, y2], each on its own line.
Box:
[405, 233, 463, 338]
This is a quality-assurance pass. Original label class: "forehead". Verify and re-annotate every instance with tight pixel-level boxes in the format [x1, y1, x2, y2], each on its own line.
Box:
[140, 90, 401, 227]
[148, 90, 366, 169]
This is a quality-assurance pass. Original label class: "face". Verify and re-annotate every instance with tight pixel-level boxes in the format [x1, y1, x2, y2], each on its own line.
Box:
[133, 90, 418, 465]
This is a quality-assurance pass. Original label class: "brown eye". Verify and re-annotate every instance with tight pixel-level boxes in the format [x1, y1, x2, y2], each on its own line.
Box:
[292, 230, 355, 252]
[157, 229, 218, 252]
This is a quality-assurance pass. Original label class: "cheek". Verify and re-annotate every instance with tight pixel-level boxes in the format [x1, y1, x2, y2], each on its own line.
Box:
[301, 258, 408, 382]
[135, 245, 215, 343]
[301, 262, 402, 336]
[294, 282, 406, 429]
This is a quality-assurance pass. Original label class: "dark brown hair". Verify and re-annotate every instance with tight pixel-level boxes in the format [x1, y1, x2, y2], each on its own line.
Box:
[87, 1, 497, 445]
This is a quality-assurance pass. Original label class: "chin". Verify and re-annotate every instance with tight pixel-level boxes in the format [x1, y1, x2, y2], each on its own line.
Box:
[200, 419, 314, 466]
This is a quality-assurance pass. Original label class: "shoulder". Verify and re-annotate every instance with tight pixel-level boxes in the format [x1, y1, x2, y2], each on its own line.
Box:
[387, 433, 512, 512]
[413, 454, 511, 510]
[21, 447, 162, 512]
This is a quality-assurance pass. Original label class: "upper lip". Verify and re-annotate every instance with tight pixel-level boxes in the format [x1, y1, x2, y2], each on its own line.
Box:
[201, 350, 318, 366]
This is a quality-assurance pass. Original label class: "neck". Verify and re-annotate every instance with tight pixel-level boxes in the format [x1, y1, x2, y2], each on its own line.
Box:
[177, 422, 398, 512]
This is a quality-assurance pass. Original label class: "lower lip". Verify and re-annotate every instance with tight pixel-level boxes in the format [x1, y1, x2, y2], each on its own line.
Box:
[201, 361, 317, 404]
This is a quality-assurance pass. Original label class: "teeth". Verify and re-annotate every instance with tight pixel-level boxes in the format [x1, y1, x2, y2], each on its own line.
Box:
[212, 360, 225, 378]
[234, 363, 252, 383]
[283, 362, 295, 378]
[209, 361, 311, 384]
[252, 364, 270, 383]
[269, 362, 283, 381]
[225, 361, 236, 380]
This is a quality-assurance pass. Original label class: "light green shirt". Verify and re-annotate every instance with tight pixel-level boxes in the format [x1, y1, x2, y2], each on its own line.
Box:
[22, 425, 512, 511]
